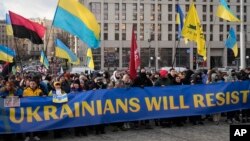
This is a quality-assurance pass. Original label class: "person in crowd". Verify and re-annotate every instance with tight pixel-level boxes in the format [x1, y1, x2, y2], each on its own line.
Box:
[207, 70, 221, 125]
[133, 68, 153, 129]
[23, 79, 43, 141]
[168, 68, 177, 84]
[58, 75, 71, 93]
[70, 79, 88, 136]
[155, 70, 173, 127]
[189, 72, 204, 125]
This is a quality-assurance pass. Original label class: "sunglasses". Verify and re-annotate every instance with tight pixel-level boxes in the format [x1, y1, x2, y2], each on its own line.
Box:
[55, 83, 61, 86]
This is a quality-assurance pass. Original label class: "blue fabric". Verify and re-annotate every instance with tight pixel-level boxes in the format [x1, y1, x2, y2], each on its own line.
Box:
[0, 81, 250, 134]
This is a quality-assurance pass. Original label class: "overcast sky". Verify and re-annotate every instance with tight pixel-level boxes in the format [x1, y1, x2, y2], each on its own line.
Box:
[0, 0, 58, 20]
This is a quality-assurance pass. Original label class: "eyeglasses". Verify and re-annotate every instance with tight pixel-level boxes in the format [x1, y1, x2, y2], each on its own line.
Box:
[55, 83, 61, 86]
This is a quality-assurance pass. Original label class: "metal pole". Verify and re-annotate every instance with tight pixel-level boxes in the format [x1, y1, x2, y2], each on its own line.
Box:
[148, 39, 151, 70]
[240, 0, 245, 69]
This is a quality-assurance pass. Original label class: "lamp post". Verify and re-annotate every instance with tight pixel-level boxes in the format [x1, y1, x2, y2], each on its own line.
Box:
[246, 56, 249, 67]
[148, 39, 151, 70]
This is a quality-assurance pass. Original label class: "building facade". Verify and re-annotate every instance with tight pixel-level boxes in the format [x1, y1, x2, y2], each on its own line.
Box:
[80, 0, 250, 71]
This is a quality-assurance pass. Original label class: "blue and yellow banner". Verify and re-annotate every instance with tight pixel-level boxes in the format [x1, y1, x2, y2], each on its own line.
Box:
[216, 0, 240, 22]
[0, 81, 250, 134]
[6, 14, 13, 36]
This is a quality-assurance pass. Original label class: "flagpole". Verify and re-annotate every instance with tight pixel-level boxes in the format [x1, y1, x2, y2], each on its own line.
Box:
[240, 0, 245, 69]
[171, 39, 180, 68]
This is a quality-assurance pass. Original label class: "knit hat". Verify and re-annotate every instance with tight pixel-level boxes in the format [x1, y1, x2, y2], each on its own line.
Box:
[159, 70, 168, 78]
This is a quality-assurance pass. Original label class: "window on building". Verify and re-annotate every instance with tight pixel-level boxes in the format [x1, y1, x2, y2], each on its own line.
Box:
[219, 25, 224, 32]
[133, 3, 137, 11]
[151, 4, 155, 11]
[133, 13, 137, 20]
[168, 34, 172, 41]
[168, 4, 172, 12]
[168, 14, 172, 21]
[115, 23, 119, 31]
[122, 33, 126, 40]
[203, 15, 206, 21]
[122, 48, 130, 67]
[168, 24, 172, 31]
[104, 23, 108, 31]
[104, 33, 108, 40]
[115, 33, 119, 40]
[158, 48, 173, 67]
[219, 34, 223, 41]
[202, 5, 207, 12]
[104, 48, 119, 68]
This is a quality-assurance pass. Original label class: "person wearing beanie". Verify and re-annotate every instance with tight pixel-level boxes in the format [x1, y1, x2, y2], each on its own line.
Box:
[154, 69, 172, 127]
[155, 69, 171, 87]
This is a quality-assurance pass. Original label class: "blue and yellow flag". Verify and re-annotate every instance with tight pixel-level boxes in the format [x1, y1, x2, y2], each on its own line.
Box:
[6, 14, 13, 36]
[182, 3, 206, 60]
[86, 48, 94, 70]
[53, 0, 100, 48]
[216, 0, 240, 22]
[176, 4, 184, 40]
[0, 45, 16, 63]
[225, 27, 238, 57]
[40, 51, 49, 69]
[55, 39, 80, 65]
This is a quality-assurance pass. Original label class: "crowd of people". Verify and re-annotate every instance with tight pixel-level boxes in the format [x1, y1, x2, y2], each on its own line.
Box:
[0, 67, 250, 141]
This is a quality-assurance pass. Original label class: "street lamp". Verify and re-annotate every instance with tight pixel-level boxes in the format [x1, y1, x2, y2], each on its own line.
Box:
[246, 56, 249, 67]
[148, 39, 152, 70]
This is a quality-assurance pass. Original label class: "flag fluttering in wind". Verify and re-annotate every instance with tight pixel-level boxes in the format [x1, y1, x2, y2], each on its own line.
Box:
[176, 4, 184, 40]
[9, 11, 46, 44]
[216, 0, 240, 22]
[86, 48, 94, 70]
[55, 39, 80, 65]
[0, 45, 16, 63]
[182, 3, 206, 60]
[53, 0, 100, 48]
[6, 14, 13, 36]
[129, 27, 140, 80]
[40, 51, 49, 69]
[225, 27, 238, 57]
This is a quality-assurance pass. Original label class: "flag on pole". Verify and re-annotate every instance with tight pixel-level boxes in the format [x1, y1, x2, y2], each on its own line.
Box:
[129, 27, 140, 80]
[0, 45, 16, 63]
[176, 4, 184, 40]
[216, 0, 240, 22]
[86, 48, 94, 70]
[53, 0, 100, 48]
[40, 51, 49, 69]
[181, 3, 206, 60]
[55, 39, 80, 65]
[225, 27, 238, 57]
[9, 11, 46, 44]
[6, 14, 13, 36]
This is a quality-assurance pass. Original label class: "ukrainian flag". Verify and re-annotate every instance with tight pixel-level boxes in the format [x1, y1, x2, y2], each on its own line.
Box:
[53, 0, 100, 48]
[55, 39, 80, 65]
[176, 4, 184, 40]
[86, 48, 94, 70]
[216, 0, 240, 22]
[40, 51, 49, 69]
[6, 14, 13, 36]
[0, 45, 16, 63]
[225, 27, 238, 57]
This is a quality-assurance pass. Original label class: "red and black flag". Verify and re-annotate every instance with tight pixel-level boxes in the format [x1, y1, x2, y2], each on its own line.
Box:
[9, 11, 46, 44]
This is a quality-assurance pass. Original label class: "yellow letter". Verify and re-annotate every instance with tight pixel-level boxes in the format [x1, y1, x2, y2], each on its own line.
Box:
[169, 96, 179, 110]
[193, 94, 205, 108]
[129, 98, 140, 112]
[179, 95, 189, 109]
[60, 104, 74, 118]
[96, 100, 102, 115]
[44, 106, 59, 120]
[163, 96, 168, 110]
[74, 102, 80, 117]
[116, 99, 128, 113]
[145, 97, 162, 111]
[240, 90, 250, 103]
[206, 93, 216, 107]
[226, 92, 231, 105]
[231, 91, 239, 104]
[216, 92, 225, 106]
[82, 101, 95, 116]
[9, 108, 24, 123]
[27, 107, 42, 122]
[103, 99, 115, 114]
